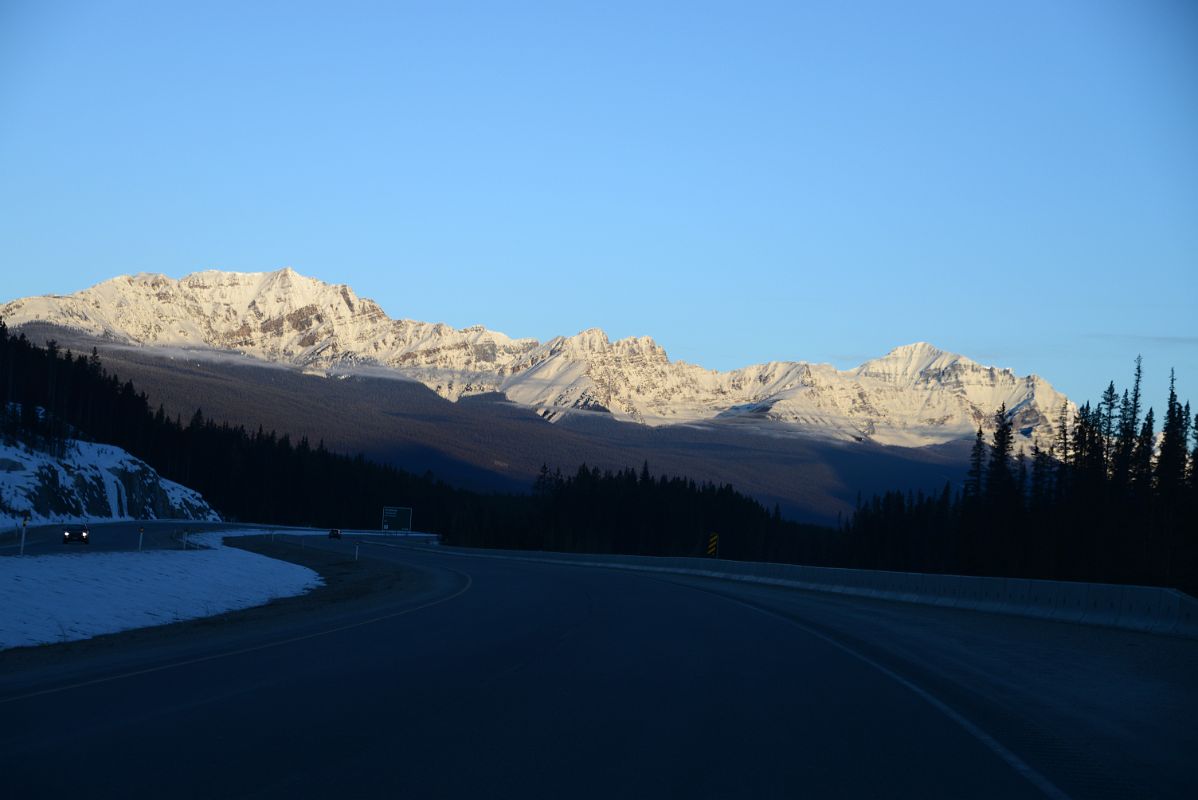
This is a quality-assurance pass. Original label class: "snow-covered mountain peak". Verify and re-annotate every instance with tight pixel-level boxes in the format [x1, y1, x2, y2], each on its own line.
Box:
[563, 327, 612, 351]
[884, 341, 949, 364]
[853, 342, 966, 384]
[0, 269, 1073, 447]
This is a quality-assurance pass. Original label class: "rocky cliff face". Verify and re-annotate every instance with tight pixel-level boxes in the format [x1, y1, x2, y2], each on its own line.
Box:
[0, 438, 219, 526]
[0, 269, 540, 388]
[1, 268, 1072, 448]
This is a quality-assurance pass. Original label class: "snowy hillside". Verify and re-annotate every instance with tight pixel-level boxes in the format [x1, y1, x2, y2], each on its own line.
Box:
[0, 438, 219, 527]
[0, 268, 1072, 447]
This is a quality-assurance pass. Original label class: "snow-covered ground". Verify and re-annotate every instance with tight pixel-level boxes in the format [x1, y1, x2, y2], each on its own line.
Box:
[0, 529, 322, 650]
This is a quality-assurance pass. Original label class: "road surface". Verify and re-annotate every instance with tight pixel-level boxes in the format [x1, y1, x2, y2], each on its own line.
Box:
[0, 519, 236, 555]
[2, 535, 1195, 799]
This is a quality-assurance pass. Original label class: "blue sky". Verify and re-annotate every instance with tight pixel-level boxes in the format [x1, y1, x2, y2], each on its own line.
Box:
[1, 0, 1195, 417]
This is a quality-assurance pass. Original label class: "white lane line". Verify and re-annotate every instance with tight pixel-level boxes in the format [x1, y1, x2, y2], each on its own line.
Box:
[369, 541, 1074, 797]
[680, 583, 1074, 800]
[364, 542, 1075, 798]
[0, 566, 473, 705]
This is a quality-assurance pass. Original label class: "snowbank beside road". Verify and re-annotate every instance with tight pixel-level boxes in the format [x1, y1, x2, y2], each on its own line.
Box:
[0, 529, 321, 650]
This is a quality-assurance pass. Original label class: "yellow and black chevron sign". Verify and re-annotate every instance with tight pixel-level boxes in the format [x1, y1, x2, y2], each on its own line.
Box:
[707, 532, 719, 558]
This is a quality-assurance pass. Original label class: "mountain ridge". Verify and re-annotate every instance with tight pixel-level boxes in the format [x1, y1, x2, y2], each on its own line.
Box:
[0, 268, 1073, 448]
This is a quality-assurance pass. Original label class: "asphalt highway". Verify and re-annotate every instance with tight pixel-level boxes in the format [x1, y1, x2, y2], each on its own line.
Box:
[2, 536, 1195, 799]
[0, 519, 236, 555]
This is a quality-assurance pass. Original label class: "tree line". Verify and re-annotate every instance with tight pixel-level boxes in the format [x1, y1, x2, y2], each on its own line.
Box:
[0, 322, 467, 530]
[0, 322, 822, 556]
[3, 321, 1194, 593]
[444, 461, 828, 559]
[846, 358, 1197, 594]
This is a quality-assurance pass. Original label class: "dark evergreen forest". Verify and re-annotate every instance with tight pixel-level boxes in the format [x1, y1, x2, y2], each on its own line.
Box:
[847, 359, 1197, 594]
[3, 321, 1194, 593]
[0, 322, 823, 559]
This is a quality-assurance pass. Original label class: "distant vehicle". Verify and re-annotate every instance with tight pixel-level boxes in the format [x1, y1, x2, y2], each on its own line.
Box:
[63, 524, 90, 544]
[328, 528, 342, 539]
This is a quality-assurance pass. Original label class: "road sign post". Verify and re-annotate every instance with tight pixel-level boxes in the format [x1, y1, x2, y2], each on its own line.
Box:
[19, 513, 29, 556]
[707, 532, 719, 558]
[138, 526, 144, 552]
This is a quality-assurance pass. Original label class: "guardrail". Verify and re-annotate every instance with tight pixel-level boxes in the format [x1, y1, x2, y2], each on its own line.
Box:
[353, 531, 439, 543]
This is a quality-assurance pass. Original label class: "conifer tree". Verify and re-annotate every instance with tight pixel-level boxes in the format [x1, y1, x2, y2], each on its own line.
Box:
[1115, 357, 1143, 486]
[1016, 449, 1028, 504]
[1053, 404, 1072, 502]
[1112, 389, 1132, 489]
[1156, 371, 1188, 499]
[1055, 401, 1071, 466]
[1133, 408, 1156, 495]
[987, 404, 1015, 506]
[965, 427, 985, 503]
[1190, 409, 1198, 501]
[1099, 381, 1119, 467]
[1029, 444, 1051, 510]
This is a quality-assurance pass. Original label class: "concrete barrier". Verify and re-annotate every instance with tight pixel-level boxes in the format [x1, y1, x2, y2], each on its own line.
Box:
[396, 542, 1198, 640]
[1175, 595, 1198, 639]
[930, 574, 962, 608]
[1116, 584, 1181, 635]
[1078, 584, 1122, 629]
[1053, 581, 1091, 624]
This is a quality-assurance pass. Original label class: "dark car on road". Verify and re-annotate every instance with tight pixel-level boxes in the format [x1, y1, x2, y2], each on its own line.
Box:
[328, 528, 342, 539]
[63, 524, 90, 544]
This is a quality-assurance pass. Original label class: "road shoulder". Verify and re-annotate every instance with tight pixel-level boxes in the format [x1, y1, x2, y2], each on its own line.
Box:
[0, 536, 450, 697]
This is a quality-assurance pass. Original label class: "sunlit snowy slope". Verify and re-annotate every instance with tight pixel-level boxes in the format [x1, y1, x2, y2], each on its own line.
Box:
[1, 268, 1072, 447]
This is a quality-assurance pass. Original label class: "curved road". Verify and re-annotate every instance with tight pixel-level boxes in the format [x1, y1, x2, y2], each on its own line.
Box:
[2, 536, 1195, 798]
